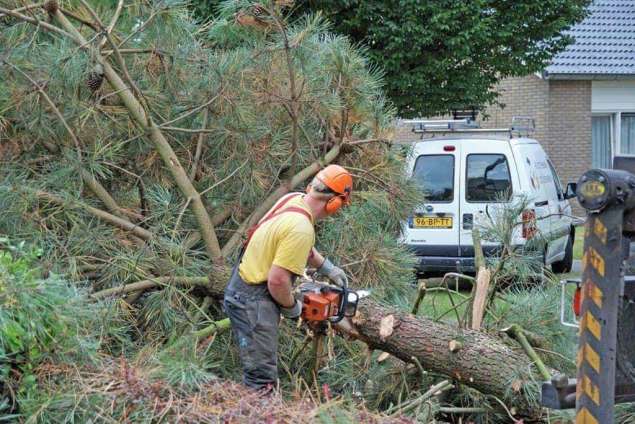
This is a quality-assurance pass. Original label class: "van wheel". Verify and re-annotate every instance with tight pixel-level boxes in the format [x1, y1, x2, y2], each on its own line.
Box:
[552, 232, 574, 274]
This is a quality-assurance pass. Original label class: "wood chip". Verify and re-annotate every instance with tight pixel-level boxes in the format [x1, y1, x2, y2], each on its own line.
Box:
[379, 314, 395, 341]
[377, 352, 390, 363]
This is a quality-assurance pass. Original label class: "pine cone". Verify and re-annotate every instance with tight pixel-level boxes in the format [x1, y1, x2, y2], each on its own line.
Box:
[43, 0, 59, 15]
[86, 64, 104, 92]
[87, 73, 104, 92]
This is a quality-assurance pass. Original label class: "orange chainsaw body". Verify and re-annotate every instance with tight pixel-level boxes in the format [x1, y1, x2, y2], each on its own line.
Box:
[301, 291, 341, 321]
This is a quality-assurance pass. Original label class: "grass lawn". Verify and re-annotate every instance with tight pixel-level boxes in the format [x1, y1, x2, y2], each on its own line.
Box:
[573, 225, 585, 261]
[418, 286, 470, 323]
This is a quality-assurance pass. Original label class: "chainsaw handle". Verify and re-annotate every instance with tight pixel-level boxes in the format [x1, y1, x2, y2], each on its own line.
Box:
[329, 286, 357, 324]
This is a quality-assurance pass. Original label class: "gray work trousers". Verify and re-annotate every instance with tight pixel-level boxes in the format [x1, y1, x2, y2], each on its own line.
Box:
[223, 265, 280, 390]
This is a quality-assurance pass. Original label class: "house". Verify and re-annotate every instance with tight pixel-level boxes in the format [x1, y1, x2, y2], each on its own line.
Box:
[480, 0, 635, 191]
[396, 0, 635, 199]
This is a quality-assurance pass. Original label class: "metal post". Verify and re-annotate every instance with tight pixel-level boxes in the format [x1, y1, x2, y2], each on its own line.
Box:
[575, 167, 635, 423]
[576, 208, 623, 424]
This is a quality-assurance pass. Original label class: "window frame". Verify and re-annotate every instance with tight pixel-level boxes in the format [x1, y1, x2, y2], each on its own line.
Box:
[464, 153, 513, 203]
[591, 113, 614, 169]
[620, 113, 635, 156]
[412, 154, 455, 204]
[547, 160, 564, 201]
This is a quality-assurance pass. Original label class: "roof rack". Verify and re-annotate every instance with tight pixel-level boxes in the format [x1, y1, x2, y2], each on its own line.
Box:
[398, 116, 536, 137]
[510, 116, 535, 135]
[400, 118, 480, 133]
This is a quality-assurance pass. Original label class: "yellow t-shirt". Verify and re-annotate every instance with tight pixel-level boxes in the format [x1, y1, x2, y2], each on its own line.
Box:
[239, 194, 315, 284]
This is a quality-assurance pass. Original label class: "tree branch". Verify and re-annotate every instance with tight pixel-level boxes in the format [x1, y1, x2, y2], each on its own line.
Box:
[60, 7, 98, 30]
[3, 60, 133, 220]
[90, 276, 209, 299]
[189, 109, 208, 180]
[221, 144, 341, 256]
[98, 0, 123, 49]
[45, 4, 223, 262]
[0, 6, 74, 45]
[34, 190, 153, 241]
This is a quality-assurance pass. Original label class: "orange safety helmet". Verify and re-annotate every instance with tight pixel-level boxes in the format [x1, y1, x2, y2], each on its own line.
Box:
[315, 165, 353, 215]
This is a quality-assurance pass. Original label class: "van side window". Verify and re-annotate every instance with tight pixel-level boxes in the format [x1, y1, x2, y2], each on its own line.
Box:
[547, 160, 564, 201]
[413, 155, 454, 203]
[466, 154, 512, 202]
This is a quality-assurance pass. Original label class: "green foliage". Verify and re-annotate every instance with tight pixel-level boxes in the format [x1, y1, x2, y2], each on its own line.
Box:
[0, 239, 109, 412]
[1, 0, 423, 421]
[193, 0, 590, 117]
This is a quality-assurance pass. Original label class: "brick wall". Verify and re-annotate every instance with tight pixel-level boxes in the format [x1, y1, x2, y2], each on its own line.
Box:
[546, 80, 592, 193]
[479, 75, 550, 144]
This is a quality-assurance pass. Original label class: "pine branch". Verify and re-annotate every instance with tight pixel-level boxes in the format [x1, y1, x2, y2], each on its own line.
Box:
[0, 2, 45, 18]
[189, 109, 208, 181]
[60, 7, 98, 31]
[98, 0, 123, 49]
[90, 276, 209, 299]
[33, 190, 153, 241]
[221, 144, 341, 256]
[48, 4, 223, 262]
[3, 60, 131, 220]
[0, 6, 73, 39]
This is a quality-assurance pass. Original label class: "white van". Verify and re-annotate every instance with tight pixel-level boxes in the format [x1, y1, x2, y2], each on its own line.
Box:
[401, 119, 577, 275]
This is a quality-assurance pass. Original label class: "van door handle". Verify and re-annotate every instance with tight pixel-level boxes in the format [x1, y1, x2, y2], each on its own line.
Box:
[535, 200, 549, 207]
[463, 214, 473, 230]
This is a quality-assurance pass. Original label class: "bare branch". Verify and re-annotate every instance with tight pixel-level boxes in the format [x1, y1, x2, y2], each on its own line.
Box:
[200, 160, 248, 196]
[0, 2, 45, 18]
[99, 0, 124, 49]
[34, 190, 153, 241]
[90, 276, 209, 299]
[159, 94, 221, 128]
[159, 126, 216, 134]
[189, 108, 209, 181]
[0, 6, 74, 40]
[60, 7, 98, 30]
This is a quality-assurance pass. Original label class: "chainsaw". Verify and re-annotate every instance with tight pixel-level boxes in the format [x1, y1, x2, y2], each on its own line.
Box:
[297, 275, 369, 323]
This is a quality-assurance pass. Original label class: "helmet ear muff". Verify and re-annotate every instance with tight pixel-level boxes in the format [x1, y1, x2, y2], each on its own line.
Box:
[324, 195, 344, 215]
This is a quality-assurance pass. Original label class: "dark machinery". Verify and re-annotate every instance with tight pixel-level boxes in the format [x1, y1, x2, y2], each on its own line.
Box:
[542, 156, 635, 423]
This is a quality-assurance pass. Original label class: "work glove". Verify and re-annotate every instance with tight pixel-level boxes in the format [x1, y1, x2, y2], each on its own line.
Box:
[280, 299, 303, 319]
[317, 258, 348, 287]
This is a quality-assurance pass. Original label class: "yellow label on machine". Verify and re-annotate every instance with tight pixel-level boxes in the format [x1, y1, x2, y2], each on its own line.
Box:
[583, 247, 605, 277]
[592, 219, 608, 245]
[581, 375, 601, 405]
[583, 342, 601, 373]
[584, 279, 603, 308]
[582, 312, 602, 341]
[580, 180, 606, 198]
[576, 407, 599, 424]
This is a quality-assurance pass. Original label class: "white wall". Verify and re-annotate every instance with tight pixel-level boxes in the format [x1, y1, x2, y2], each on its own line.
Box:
[592, 80, 635, 112]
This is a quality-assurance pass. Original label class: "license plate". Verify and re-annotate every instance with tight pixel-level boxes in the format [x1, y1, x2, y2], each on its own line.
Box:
[414, 216, 453, 229]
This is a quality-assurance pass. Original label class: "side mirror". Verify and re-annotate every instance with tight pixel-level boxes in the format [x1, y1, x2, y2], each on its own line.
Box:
[564, 183, 577, 200]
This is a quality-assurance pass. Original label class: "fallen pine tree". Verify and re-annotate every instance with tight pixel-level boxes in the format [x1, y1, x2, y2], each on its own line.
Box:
[0, 1, 573, 422]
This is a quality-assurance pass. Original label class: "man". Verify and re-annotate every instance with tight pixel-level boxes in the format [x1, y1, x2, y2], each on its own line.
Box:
[223, 164, 353, 391]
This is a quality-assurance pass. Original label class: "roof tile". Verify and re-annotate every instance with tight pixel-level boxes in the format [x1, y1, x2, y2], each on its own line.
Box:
[545, 0, 635, 75]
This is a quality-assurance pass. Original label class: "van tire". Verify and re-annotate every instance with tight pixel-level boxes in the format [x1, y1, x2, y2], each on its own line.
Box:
[552, 231, 574, 274]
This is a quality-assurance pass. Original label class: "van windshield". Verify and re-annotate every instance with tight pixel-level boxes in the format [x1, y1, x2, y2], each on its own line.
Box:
[413, 155, 454, 202]
[466, 154, 512, 202]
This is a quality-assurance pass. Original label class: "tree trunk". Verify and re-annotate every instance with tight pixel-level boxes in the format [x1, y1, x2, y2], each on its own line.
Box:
[340, 298, 543, 418]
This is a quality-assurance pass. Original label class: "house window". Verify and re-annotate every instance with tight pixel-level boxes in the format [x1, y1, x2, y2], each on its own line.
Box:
[592, 115, 613, 168]
[621, 114, 635, 155]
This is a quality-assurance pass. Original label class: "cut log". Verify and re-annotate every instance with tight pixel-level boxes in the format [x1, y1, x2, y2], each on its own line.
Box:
[339, 298, 544, 418]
